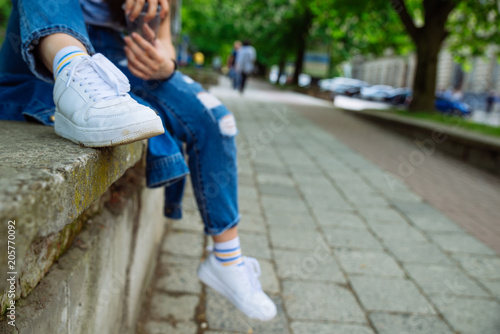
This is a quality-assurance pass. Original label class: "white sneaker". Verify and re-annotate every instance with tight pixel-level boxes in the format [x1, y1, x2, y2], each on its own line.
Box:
[53, 53, 164, 147]
[198, 252, 277, 321]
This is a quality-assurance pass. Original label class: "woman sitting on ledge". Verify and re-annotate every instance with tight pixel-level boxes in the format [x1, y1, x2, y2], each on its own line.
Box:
[0, 0, 276, 321]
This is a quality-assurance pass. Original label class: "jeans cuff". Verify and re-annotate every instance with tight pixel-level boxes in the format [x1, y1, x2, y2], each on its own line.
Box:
[204, 214, 241, 236]
[164, 203, 183, 220]
[22, 25, 95, 83]
[146, 153, 190, 188]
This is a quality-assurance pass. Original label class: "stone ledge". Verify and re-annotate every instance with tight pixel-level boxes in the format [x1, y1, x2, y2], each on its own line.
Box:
[0, 121, 145, 300]
[343, 109, 500, 175]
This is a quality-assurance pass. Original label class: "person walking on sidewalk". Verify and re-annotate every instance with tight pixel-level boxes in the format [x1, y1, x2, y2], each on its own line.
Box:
[0, 0, 276, 322]
[235, 40, 256, 93]
[228, 40, 242, 89]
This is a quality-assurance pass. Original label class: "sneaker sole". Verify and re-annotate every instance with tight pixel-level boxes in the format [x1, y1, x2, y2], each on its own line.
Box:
[197, 261, 276, 321]
[54, 111, 165, 147]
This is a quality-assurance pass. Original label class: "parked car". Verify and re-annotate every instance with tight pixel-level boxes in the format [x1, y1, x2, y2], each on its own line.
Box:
[298, 74, 312, 87]
[360, 85, 394, 101]
[318, 77, 368, 96]
[385, 88, 413, 105]
[435, 95, 473, 116]
[268, 67, 287, 85]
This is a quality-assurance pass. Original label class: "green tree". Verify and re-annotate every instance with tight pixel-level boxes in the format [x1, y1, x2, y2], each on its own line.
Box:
[313, 0, 500, 111]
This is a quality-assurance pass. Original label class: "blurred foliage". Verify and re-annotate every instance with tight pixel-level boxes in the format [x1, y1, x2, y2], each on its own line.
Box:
[0, 0, 11, 45]
[181, 0, 499, 76]
[0, 0, 11, 27]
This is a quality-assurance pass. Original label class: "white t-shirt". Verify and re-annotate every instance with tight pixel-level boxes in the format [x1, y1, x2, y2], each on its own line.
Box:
[235, 45, 256, 75]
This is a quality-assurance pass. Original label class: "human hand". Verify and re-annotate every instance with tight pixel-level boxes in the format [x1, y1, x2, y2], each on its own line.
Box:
[124, 24, 175, 80]
[124, 0, 169, 22]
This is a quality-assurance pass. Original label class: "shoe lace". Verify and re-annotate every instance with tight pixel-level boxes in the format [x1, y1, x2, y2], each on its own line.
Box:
[241, 257, 262, 292]
[66, 53, 130, 102]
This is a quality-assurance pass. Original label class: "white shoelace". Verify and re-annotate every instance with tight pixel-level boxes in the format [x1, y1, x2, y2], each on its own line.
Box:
[241, 256, 263, 292]
[66, 54, 130, 102]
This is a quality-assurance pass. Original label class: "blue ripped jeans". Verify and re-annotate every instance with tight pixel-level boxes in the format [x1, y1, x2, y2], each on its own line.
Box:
[0, 0, 240, 235]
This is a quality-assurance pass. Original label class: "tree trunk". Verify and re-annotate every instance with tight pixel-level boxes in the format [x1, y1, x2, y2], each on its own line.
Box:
[410, 35, 442, 111]
[292, 7, 313, 85]
[392, 0, 457, 112]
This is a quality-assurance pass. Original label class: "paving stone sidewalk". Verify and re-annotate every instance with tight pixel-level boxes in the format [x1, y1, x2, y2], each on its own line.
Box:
[136, 79, 500, 334]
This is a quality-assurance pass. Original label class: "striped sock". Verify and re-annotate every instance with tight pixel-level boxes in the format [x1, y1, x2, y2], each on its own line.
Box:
[214, 237, 243, 267]
[52, 46, 88, 79]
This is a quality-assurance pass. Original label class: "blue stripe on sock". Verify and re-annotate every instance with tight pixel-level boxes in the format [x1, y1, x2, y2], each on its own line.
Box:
[56, 62, 71, 76]
[213, 246, 240, 253]
[58, 50, 82, 64]
[216, 255, 242, 262]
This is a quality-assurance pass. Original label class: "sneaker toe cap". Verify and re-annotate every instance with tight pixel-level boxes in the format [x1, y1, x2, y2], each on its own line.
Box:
[248, 293, 277, 321]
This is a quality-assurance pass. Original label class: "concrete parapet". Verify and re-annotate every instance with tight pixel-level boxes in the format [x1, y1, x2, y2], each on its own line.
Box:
[0, 121, 166, 333]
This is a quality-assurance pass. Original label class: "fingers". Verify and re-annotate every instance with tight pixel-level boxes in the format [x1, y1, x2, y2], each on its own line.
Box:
[129, 33, 162, 62]
[145, 0, 158, 22]
[129, 0, 145, 22]
[124, 0, 135, 17]
[159, 0, 169, 19]
[124, 46, 152, 80]
[142, 23, 156, 42]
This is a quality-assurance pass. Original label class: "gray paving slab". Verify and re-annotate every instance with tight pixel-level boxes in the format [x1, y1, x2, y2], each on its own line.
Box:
[162, 231, 205, 258]
[307, 198, 354, 212]
[345, 193, 390, 208]
[239, 232, 272, 260]
[269, 226, 326, 251]
[480, 280, 500, 299]
[429, 295, 500, 334]
[259, 184, 301, 199]
[382, 240, 454, 265]
[257, 259, 281, 294]
[290, 322, 375, 334]
[265, 211, 316, 228]
[144, 321, 198, 334]
[369, 224, 429, 243]
[238, 198, 261, 214]
[429, 232, 497, 255]
[282, 281, 366, 323]
[336, 249, 405, 278]
[404, 263, 490, 298]
[205, 289, 290, 333]
[171, 213, 205, 233]
[239, 185, 259, 200]
[261, 196, 310, 215]
[313, 210, 366, 229]
[356, 207, 408, 225]
[143, 321, 198, 334]
[273, 249, 346, 283]
[238, 213, 267, 234]
[238, 174, 256, 187]
[257, 173, 295, 186]
[156, 255, 202, 294]
[451, 254, 500, 280]
[323, 227, 384, 251]
[369, 313, 453, 334]
[150, 293, 199, 321]
[350, 276, 436, 314]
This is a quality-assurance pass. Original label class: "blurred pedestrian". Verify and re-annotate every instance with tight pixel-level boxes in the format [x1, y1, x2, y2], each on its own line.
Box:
[194, 51, 205, 68]
[228, 41, 241, 89]
[486, 91, 496, 113]
[212, 55, 222, 73]
[235, 40, 256, 93]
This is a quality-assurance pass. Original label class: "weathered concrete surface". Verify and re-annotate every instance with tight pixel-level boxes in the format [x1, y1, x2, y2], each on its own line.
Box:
[0, 166, 165, 334]
[0, 121, 144, 303]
